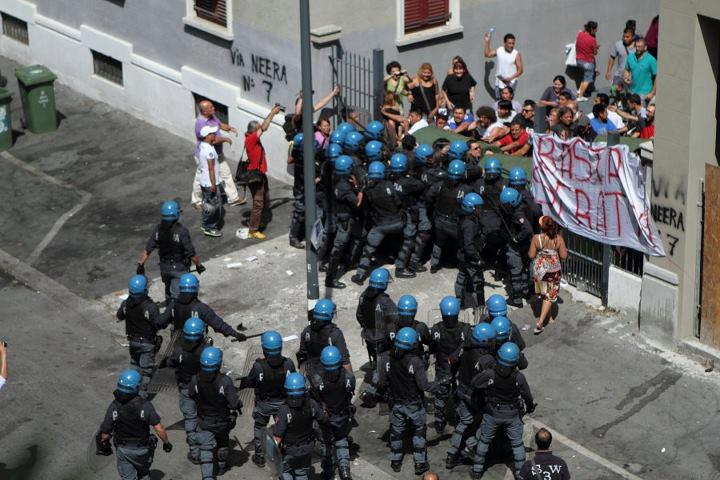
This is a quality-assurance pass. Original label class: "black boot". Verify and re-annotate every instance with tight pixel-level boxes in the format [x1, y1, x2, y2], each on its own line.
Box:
[430, 264, 441, 274]
[289, 237, 305, 249]
[338, 466, 352, 480]
[395, 268, 416, 278]
[325, 278, 346, 289]
[415, 462, 430, 475]
[251, 453, 265, 468]
[351, 271, 367, 285]
[409, 260, 427, 273]
[445, 453, 460, 469]
[391, 460, 402, 472]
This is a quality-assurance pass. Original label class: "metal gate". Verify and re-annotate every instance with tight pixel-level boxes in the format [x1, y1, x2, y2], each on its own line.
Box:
[329, 47, 384, 126]
[563, 230, 611, 303]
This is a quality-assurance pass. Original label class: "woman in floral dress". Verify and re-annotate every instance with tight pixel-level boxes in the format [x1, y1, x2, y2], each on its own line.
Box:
[528, 216, 568, 334]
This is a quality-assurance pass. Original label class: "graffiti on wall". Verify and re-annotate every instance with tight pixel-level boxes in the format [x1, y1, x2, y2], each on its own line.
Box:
[651, 175, 687, 257]
[230, 48, 288, 103]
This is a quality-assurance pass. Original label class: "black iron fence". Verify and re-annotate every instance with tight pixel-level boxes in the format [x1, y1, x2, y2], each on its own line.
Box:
[562, 230, 607, 299]
[329, 47, 384, 126]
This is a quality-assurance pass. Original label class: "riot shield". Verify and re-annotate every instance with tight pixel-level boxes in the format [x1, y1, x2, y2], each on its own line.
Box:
[147, 329, 182, 394]
[264, 428, 283, 477]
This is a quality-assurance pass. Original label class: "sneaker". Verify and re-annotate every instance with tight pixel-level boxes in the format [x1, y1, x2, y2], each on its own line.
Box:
[391, 460, 402, 472]
[201, 227, 223, 237]
[576, 95, 589, 102]
[414, 462, 430, 475]
[248, 230, 266, 240]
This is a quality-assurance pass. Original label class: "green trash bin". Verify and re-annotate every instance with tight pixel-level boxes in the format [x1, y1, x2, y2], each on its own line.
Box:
[0, 88, 12, 150]
[15, 65, 58, 133]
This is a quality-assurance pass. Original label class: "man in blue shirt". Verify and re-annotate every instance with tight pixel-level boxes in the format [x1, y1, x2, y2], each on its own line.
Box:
[589, 104, 617, 136]
[625, 37, 657, 102]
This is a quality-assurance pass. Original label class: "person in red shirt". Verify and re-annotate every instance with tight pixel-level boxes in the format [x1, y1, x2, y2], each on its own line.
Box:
[493, 121, 531, 156]
[575, 21, 599, 102]
[638, 104, 655, 139]
[244, 105, 282, 240]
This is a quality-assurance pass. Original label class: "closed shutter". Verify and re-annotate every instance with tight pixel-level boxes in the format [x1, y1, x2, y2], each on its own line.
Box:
[194, 0, 227, 28]
[404, 0, 450, 34]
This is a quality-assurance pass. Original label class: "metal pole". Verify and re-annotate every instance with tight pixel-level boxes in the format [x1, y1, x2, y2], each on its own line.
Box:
[300, 0, 319, 309]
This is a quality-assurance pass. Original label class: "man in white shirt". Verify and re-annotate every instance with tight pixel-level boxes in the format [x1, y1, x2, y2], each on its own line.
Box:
[198, 125, 225, 237]
[471, 106, 508, 142]
[407, 108, 429, 135]
[484, 32, 524, 99]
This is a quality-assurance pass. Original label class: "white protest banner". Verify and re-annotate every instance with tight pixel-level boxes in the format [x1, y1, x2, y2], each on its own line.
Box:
[531, 134, 665, 256]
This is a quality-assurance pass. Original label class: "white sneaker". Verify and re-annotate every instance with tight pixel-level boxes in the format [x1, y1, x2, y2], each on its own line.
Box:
[576, 96, 589, 102]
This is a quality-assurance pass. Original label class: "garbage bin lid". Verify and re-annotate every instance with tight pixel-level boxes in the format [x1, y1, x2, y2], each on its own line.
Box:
[0, 88, 11, 102]
[15, 65, 57, 86]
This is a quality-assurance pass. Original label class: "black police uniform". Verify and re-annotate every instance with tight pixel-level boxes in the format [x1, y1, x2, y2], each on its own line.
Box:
[158, 293, 239, 338]
[99, 390, 162, 479]
[297, 322, 351, 376]
[289, 144, 307, 245]
[116, 294, 163, 396]
[429, 317, 471, 431]
[274, 395, 329, 480]
[455, 208, 486, 310]
[427, 178, 472, 271]
[501, 203, 533, 304]
[355, 287, 397, 367]
[392, 172, 426, 275]
[309, 368, 356, 479]
[239, 355, 296, 464]
[189, 370, 242, 477]
[326, 174, 362, 288]
[317, 157, 337, 263]
[169, 338, 205, 462]
[144, 221, 196, 302]
[518, 187, 542, 234]
[408, 163, 446, 270]
[479, 176, 509, 264]
[387, 317, 432, 363]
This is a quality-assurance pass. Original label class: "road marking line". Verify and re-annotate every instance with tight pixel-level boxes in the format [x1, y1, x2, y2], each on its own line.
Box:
[527, 417, 643, 480]
[1, 151, 92, 265]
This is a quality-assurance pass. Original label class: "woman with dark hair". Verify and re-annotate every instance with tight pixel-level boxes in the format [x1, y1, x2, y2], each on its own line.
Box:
[539, 75, 576, 107]
[314, 116, 332, 150]
[575, 20, 599, 102]
[441, 58, 477, 114]
[384, 61, 411, 115]
[528, 216, 568, 334]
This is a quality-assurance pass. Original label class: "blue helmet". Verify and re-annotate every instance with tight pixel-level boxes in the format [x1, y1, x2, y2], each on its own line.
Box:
[497, 342, 520, 367]
[471, 323, 497, 346]
[320, 346, 342, 370]
[390, 153, 408, 174]
[500, 187, 521, 207]
[313, 298, 336, 322]
[330, 130, 346, 145]
[461, 192, 483, 214]
[117, 369, 141, 394]
[292, 133, 304, 150]
[415, 143, 433, 165]
[447, 159, 466, 180]
[487, 294, 508, 317]
[365, 140, 383, 161]
[343, 131, 363, 152]
[367, 161, 386, 180]
[397, 294, 418, 317]
[335, 155, 353, 175]
[365, 120, 385, 140]
[336, 122, 355, 136]
[508, 166, 527, 187]
[440, 296, 461, 316]
[261, 331, 283, 355]
[448, 140, 469, 160]
[394, 326, 418, 350]
[161, 200, 180, 221]
[200, 346, 222, 372]
[179, 273, 199, 293]
[491, 316, 511, 341]
[326, 143, 342, 160]
[284, 372, 306, 396]
[369, 267, 390, 290]
[183, 317, 205, 341]
[484, 157, 502, 175]
[128, 275, 147, 295]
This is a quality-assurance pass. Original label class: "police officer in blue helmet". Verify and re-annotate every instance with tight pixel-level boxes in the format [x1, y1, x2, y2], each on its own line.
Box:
[297, 298, 352, 376]
[355, 268, 397, 370]
[499, 187, 533, 307]
[239, 331, 296, 468]
[389, 152, 426, 279]
[478, 157, 509, 275]
[97, 369, 173, 477]
[469, 342, 536, 479]
[390, 294, 431, 360]
[455, 192, 487, 313]
[137, 200, 205, 305]
[508, 166, 542, 233]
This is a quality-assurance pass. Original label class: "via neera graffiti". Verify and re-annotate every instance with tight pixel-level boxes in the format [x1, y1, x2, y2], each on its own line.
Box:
[651, 175, 686, 257]
[230, 48, 288, 103]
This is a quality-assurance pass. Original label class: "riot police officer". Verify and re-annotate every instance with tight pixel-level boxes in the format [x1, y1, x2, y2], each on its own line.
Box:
[479, 157, 508, 269]
[508, 166, 542, 234]
[326, 155, 363, 289]
[116, 275, 164, 397]
[491, 316, 529, 369]
[429, 296, 471, 433]
[365, 139, 384, 164]
[189, 346, 242, 479]
[289, 133, 309, 249]
[446, 323, 496, 469]
[351, 161, 404, 285]
[469, 342, 536, 479]
[158, 273, 246, 342]
[427, 160, 471, 273]
[364, 120, 385, 141]
[310, 346, 356, 480]
[390, 153, 426, 278]
[297, 299, 352, 375]
[408, 143, 445, 272]
[239, 331, 296, 468]
[355, 268, 397, 368]
[455, 192, 486, 312]
[97, 369, 173, 479]
[499, 188, 533, 307]
[389, 294, 431, 361]
[168, 318, 207, 464]
[274, 372, 329, 480]
[137, 200, 204, 305]
[376, 327, 444, 475]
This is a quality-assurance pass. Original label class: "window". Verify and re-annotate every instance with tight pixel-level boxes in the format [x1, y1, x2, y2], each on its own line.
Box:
[193, 93, 229, 125]
[1, 12, 29, 45]
[194, 0, 227, 28]
[404, 0, 450, 34]
[184, 0, 233, 41]
[92, 50, 124, 86]
[396, 0, 462, 47]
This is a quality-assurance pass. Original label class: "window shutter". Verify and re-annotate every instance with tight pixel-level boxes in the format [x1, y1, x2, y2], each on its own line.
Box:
[404, 0, 450, 34]
[194, 0, 227, 28]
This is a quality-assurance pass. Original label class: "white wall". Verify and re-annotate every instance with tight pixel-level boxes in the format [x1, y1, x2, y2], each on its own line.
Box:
[608, 266, 641, 316]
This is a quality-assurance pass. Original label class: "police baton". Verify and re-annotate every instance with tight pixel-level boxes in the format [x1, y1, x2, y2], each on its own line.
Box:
[230, 332, 264, 342]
